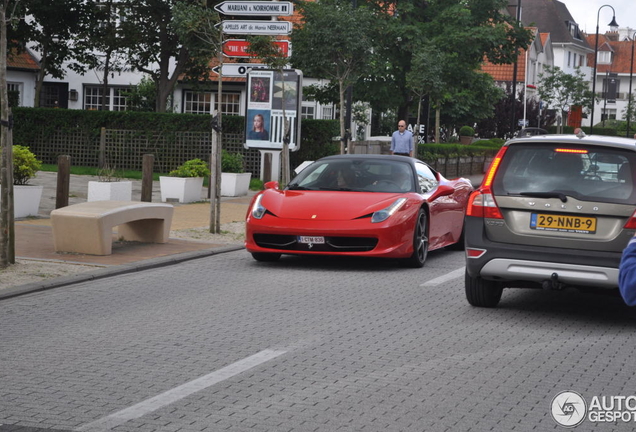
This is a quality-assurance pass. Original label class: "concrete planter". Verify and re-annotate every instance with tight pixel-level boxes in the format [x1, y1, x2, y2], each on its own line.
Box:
[160, 176, 204, 203]
[11, 184, 44, 218]
[221, 172, 251, 197]
[87, 181, 132, 202]
[459, 136, 473, 145]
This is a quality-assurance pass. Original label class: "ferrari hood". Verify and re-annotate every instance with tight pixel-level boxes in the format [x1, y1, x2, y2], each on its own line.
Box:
[260, 190, 404, 221]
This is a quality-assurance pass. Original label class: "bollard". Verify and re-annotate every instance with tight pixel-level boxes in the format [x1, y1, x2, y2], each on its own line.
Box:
[141, 154, 154, 202]
[56, 155, 71, 209]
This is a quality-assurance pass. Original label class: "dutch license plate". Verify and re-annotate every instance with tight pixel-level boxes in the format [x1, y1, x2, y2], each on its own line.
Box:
[298, 236, 325, 244]
[530, 213, 597, 234]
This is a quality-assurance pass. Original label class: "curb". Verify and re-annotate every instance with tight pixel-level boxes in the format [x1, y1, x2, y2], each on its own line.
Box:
[0, 245, 245, 302]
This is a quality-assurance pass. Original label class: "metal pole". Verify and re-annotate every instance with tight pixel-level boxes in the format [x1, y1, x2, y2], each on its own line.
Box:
[510, 0, 521, 137]
[627, 33, 636, 138]
[591, 5, 617, 135]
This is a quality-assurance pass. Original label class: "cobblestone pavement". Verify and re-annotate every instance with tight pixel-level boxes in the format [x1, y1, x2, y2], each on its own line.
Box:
[1, 248, 635, 431]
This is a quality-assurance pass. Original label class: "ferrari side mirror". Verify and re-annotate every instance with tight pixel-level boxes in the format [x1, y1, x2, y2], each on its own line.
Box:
[427, 184, 454, 201]
[264, 181, 279, 190]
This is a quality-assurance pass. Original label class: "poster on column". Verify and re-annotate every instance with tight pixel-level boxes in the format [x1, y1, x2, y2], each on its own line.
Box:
[244, 69, 302, 151]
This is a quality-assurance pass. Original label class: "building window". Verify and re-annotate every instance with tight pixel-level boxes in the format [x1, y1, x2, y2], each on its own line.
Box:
[183, 91, 240, 115]
[41, 85, 61, 108]
[301, 105, 315, 119]
[598, 51, 612, 64]
[601, 109, 617, 121]
[221, 93, 240, 115]
[184, 91, 211, 114]
[567, 51, 571, 67]
[7, 82, 22, 107]
[84, 86, 130, 111]
[322, 106, 334, 120]
[112, 88, 127, 111]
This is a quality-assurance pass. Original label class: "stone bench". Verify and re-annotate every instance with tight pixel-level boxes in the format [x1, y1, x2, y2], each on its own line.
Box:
[51, 201, 174, 255]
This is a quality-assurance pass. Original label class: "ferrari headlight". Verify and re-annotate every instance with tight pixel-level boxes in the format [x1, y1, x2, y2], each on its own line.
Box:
[250, 194, 267, 219]
[371, 198, 407, 223]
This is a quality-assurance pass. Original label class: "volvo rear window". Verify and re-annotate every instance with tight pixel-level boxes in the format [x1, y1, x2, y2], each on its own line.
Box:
[492, 144, 636, 205]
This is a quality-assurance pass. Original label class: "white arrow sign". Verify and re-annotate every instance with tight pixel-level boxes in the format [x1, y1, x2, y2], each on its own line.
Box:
[221, 20, 292, 35]
[212, 63, 269, 77]
[214, 1, 294, 16]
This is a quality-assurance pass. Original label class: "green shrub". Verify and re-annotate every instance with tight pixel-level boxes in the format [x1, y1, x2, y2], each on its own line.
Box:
[169, 158, 210, 177]
[459, 125, 475, 136]
[11, 145, 42, 185]
[221, 150, 245, 173]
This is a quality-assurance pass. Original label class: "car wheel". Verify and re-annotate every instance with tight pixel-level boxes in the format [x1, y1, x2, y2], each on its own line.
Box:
[251, 252, 281, 262]
[403, 209, 428, 268]
[465, 269, 503, 307]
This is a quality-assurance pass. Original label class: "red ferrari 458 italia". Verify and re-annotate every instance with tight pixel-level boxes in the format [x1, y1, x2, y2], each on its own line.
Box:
[245, 154, 473, 267]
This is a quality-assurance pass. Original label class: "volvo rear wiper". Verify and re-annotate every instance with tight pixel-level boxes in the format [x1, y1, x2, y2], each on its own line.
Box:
[519, 191, 568, 203]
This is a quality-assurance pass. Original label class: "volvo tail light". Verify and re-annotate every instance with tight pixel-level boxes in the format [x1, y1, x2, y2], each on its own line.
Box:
[466, 146, 506, 219]
[624, 209, 636, 229]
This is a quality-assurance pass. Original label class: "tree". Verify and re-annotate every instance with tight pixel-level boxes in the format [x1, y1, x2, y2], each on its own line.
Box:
[406, 44, 446, 144]
[118, 0, 213, 112]
[11, 0, 97, 107]
[538, 66, 592, 133]
[291, 0, 378, 154]
[362, 0, 533, 125]
[87, 0, 130, 111]
[0, 0, 18, 268]
[172, 1, 222, 232]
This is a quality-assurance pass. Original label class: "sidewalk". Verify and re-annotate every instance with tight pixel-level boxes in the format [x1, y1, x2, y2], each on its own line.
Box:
[12, 171, 253, 266]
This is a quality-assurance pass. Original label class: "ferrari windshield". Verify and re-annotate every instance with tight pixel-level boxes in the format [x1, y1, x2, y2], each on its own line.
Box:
[288, 158, 415, 193]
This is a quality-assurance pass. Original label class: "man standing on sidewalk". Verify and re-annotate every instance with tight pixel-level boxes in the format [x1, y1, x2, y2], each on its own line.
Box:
[391, 120, 414, 157]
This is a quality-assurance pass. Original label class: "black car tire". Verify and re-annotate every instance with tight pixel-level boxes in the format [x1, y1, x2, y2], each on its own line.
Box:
[251, 252, 282, 262]
[465, 269, 503, 307]
[403, 209, 428, 268]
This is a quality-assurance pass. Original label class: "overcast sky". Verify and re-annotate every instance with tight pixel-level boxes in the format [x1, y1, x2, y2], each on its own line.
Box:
[557, 0, 636, 35]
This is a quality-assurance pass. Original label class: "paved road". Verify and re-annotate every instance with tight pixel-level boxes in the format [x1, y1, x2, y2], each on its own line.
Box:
[1, 249, 635, 431]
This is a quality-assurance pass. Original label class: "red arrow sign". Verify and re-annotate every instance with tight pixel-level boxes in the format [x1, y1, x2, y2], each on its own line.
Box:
[222, 39, 290, 58]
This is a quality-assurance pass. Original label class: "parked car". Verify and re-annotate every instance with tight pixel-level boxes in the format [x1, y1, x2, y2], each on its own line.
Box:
[465, 132, 636, 307]
[245, 154, 473, 267]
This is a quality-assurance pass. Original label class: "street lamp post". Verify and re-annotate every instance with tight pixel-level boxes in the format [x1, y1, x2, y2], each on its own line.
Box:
[590, 5, 618, 135]
[627, 32, 636, 138]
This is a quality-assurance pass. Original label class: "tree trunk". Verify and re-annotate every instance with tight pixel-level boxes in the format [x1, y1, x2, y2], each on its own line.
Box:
[435, 107, 441, 143]
[339, 79, 346, 155]
[0, 3, 15, 268]
[415, 95, 422, 150]
[101, 49, 112, 111]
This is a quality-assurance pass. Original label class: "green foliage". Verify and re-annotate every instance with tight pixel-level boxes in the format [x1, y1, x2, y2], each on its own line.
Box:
[538, 66, 593, 115]
[250, 178, 264, 191]
[11, 145, 42, 185]
[12, 108, 245, 148]
[459, 126, 475, 136]
[122, 76, 157, 112]
[290, 119, 340, 169]
[221, 150, 245, 173]
[169, 158, 210, 178]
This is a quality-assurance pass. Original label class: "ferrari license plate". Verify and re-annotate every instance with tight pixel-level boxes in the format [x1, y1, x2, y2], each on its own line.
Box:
[530, 213, 597, 234]
[298, 236, 325, 244]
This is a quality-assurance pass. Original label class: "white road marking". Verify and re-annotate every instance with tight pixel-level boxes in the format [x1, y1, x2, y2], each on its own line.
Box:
[77, 349, 286, 431]
[420, 267, 465, 287]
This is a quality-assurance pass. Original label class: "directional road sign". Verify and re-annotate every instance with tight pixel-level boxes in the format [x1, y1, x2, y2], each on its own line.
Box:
[214, 1, 294, 16]
[212, 63, 268, 77]
[223, 39, 291, 58]
[220, 20, 292, 35]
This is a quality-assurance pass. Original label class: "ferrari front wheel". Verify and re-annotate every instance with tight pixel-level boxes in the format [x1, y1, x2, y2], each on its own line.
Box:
[251, 252, 281, 262]
[403, 209, 428, 268]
